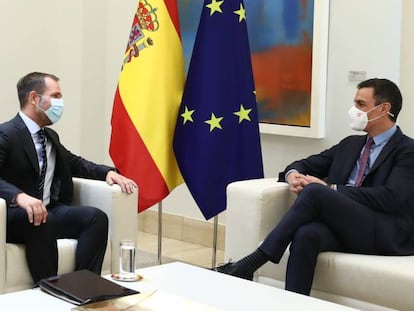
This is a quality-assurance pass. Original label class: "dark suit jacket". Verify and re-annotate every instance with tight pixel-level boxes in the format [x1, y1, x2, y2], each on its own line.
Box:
[0, 114, 114, 206]
[278, 126, 414, 255]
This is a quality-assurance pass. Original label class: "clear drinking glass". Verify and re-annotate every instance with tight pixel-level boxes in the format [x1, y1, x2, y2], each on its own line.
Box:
[119, 240, 136, 280]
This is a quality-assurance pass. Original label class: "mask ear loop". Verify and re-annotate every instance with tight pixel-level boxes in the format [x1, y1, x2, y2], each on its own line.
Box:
[381, 100, 395, 118]
[33, 93, 50, 115]
[367, 103, 392, 123]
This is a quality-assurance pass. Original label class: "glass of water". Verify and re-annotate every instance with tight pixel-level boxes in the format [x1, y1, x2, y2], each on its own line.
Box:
[119, 240, 136, 280]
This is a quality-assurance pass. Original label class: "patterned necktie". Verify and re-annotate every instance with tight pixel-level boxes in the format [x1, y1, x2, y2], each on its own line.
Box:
[38, 129, 47, 200]
[355, 137, 374, 187]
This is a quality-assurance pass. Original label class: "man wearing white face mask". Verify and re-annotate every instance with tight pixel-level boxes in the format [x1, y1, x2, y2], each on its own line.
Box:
[215, 78, 414, 296]
[0, 72, 137, 284]
[35, 93, 65, 125]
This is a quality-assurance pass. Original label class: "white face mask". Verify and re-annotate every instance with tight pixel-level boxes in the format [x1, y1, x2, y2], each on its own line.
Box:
[348, 104, 385, 131]
[37, 95, 64, 124]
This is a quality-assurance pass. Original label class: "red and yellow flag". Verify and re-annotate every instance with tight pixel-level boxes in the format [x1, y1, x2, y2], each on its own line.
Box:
[110, 0, 184, 212]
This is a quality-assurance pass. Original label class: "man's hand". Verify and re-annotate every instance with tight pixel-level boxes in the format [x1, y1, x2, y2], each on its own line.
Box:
[286, 172, 327, 194]
[106, 170, 137, 194]
[15, 193, 48, 226]
[286, 171, 306, 194]
[301, 175, 328, 186]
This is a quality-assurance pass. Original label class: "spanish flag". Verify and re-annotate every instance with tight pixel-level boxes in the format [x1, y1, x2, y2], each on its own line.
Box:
[110, 0, 184, 212]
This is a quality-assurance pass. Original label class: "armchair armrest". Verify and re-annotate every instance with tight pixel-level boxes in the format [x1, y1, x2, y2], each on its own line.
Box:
[72, 178, 138, 274]
[225, 178, 295, 261]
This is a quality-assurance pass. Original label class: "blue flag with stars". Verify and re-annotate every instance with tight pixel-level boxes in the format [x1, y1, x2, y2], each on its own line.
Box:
[173, 0, 264, 220]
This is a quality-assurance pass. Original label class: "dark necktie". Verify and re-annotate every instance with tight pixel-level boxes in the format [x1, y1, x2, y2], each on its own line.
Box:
[355, 137, 374, 187]
[38, 129, 47, 199]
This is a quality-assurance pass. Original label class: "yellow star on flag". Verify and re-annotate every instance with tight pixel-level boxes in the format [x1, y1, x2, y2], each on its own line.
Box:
[205, 113, 223, 132]
[181, 106, 195, 124]
[206, 0, 224, 16]
[234, 3, 246, 22]
[234, 105, 252, 123]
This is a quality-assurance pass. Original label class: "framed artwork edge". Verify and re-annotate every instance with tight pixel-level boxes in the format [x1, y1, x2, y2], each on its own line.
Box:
[259, 0, 329, 139]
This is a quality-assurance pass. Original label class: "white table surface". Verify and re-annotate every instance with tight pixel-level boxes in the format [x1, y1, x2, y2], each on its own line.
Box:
[121, 262, 358, 311]
[0, 286, 72, 310]
[0, 262, 359, 310]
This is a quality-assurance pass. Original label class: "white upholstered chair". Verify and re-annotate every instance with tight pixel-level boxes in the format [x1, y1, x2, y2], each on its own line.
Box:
[225, 178, 414, 311]
[0, 177, 138, 294]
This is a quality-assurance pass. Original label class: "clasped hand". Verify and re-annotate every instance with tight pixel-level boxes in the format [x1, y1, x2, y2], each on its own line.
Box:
[287, 172, 327, 194]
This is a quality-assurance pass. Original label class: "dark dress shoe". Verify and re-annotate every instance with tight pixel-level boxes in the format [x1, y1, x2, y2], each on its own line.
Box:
[213, 262, 253, 281]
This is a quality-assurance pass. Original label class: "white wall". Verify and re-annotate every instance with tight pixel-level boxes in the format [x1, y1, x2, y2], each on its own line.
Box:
[0, 0, 135, 159]
[1, 0, 412, 224]
[0, 1, 84, 151]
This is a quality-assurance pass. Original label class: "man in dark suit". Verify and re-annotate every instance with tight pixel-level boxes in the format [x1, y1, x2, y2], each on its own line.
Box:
[216, 78, 414, 295]
[0, 72, 137, 283]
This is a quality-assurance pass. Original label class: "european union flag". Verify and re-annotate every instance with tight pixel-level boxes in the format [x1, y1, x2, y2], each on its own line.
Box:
[173, 0, 264, 220]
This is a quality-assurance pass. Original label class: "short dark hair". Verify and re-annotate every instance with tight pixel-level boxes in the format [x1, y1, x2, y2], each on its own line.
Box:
[16, 72, 59, 109]
[357, 78, 402, 122]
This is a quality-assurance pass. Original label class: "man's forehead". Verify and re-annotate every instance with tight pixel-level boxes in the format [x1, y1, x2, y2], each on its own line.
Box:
[358, 87, 374, 95]
[355, 87, 374, 98]
[44, 77, 62, 96]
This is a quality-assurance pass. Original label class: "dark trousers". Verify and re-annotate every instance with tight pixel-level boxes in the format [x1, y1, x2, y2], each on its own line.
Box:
[6, 203, 108, 283]
[258, 184, 377, 295]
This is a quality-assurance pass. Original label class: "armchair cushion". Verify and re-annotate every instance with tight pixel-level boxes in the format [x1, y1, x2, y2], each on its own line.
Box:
[0, 177, 138, 294]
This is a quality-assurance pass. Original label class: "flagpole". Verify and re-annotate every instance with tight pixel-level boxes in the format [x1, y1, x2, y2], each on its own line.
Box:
[157, 201, 163, 265]
[211, 215, 218, 268]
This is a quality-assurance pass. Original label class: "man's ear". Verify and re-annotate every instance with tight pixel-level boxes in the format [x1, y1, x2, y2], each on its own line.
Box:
[382, 101, 395, 118]
[382, 101, 391, 113]
[29, 91, 39, 105]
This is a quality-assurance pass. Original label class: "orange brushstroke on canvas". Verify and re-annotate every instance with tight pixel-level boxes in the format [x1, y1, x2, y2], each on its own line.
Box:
[252, 41, 312, 127]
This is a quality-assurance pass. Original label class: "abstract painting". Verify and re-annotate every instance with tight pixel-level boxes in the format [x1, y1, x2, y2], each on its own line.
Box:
[178, 0, 329, 137]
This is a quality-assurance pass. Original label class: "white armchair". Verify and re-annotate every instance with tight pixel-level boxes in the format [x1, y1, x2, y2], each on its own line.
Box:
[0, 177, 138, 294]
[226, 178, 414, 311]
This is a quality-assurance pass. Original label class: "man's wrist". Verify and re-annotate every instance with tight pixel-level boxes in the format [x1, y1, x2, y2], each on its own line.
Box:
[10, 192, 22, 207]
[285, 169, 299, 183]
